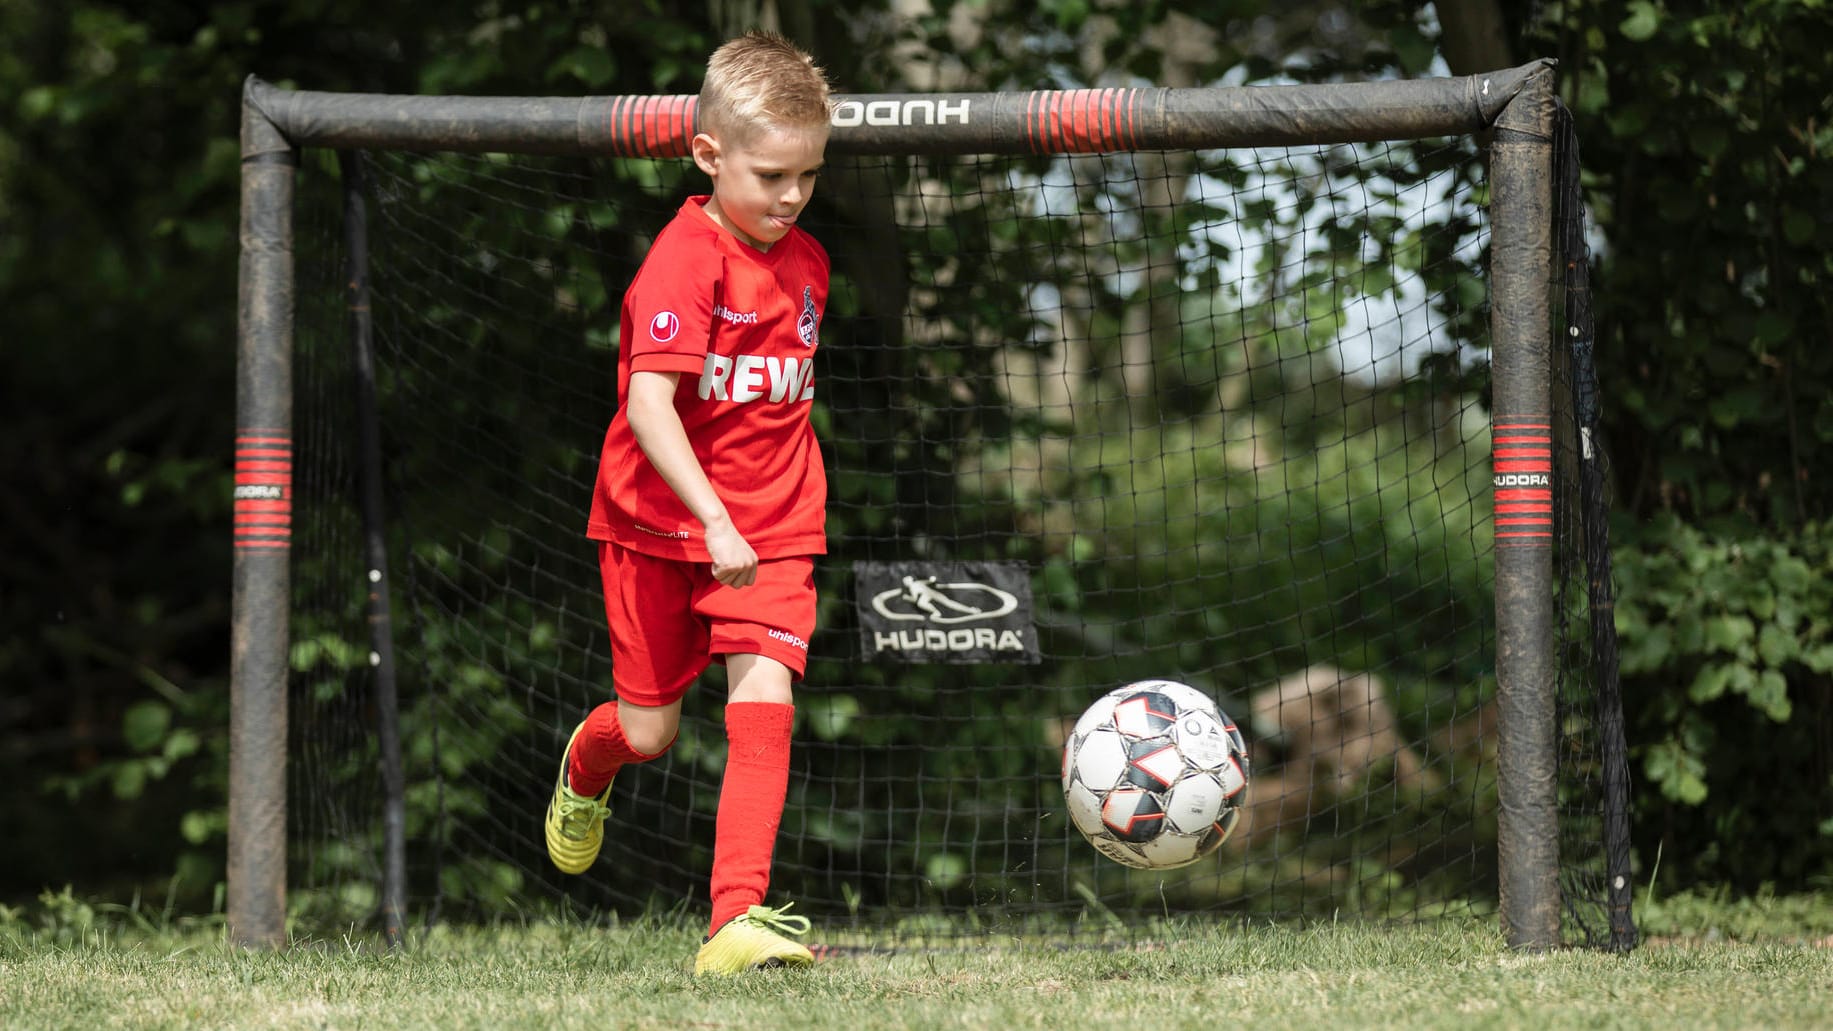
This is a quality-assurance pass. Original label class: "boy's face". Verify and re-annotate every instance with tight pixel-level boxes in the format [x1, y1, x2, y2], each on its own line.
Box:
[692, 124, 829, 251]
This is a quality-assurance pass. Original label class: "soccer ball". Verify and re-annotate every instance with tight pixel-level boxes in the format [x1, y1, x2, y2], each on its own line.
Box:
[1062, 679, 1250, 870]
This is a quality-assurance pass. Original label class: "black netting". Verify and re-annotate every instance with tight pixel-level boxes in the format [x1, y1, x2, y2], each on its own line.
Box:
[282, 133, 1616, 944]
[1550, 102, 1637, 951]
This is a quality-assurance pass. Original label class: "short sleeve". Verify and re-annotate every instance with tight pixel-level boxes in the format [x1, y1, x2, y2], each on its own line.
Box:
[625, 227, 721, 374]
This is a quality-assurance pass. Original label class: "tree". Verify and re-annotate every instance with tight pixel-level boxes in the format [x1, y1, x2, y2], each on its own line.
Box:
[3, 0, 1826, 911]
[1546, 0, 1833, 889]
[0, 0, 787, 907]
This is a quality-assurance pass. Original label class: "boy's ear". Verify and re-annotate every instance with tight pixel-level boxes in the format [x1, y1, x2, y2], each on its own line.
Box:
[691, 132, 720, 177]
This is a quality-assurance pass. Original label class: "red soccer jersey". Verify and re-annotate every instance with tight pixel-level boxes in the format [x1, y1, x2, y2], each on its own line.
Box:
[586, 196, 830, 561]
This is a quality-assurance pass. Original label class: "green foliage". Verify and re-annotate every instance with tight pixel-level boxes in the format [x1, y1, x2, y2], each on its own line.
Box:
[6, 0, 1828, 924]
[1637, 885, 1833, 942]
[1549, 0, 1833, 530]
[258, 124, 1507, 927]
[787, 133, 1501, 917]
[7, 0, 1503, 921]
[1525, 0, 1833, 893]
[1610, 516, 1833, 886]
[1617, 517, 1833, 741]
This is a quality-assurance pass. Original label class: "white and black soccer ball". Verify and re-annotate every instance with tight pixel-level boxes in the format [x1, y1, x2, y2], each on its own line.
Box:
[1062, 679, 1250, 870]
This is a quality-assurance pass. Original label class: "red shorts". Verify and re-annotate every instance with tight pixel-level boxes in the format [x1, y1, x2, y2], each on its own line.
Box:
[598, 541, 817, 707]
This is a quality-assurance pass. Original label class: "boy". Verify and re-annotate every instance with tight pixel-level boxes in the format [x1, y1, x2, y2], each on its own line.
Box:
[543, 30, 834, 975]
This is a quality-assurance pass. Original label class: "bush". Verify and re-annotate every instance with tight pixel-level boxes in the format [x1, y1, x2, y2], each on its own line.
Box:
[1614, 516, 1833, 890]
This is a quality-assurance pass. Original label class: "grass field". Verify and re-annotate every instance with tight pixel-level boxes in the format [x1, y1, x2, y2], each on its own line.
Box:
[3, 891, 1830, 1030]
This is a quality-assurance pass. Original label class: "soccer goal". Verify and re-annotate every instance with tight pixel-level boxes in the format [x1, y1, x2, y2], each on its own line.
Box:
[232, 59, 1636, 952]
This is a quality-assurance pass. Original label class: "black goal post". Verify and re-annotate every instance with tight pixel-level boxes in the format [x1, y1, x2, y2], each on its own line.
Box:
[232, 58, 1631, 952]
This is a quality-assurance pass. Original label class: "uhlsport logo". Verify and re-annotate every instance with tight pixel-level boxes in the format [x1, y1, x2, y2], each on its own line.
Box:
[767, 627, 809, 653]
[649, 310, 681, 343]
[854, 562, 1040, 664]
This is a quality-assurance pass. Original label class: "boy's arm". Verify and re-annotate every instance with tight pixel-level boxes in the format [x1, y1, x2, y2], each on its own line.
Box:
[626, 369, 758, 588]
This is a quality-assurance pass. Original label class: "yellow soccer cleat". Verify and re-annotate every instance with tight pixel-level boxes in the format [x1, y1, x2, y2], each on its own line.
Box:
[694, 903, 816, 975]
[544, 722, 613, 875]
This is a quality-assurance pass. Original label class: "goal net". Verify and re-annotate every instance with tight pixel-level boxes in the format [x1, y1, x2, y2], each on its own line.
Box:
[234, 61, 1635, 951]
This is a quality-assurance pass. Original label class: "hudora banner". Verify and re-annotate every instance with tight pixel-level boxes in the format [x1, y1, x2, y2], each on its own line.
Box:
[852, 560, 1041, 664]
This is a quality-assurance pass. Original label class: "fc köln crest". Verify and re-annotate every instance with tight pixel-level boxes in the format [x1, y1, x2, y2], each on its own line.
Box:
[796, 285, 818, 346]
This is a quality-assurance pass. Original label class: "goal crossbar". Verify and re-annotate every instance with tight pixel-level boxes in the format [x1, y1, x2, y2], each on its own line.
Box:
[244, 60, 1549, 157]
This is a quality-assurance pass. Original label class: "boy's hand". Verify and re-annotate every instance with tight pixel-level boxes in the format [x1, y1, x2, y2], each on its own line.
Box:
[705, 521, 758, 588]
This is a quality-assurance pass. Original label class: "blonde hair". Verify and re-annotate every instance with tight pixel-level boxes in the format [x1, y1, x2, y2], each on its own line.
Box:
[698, 30, 833, 141]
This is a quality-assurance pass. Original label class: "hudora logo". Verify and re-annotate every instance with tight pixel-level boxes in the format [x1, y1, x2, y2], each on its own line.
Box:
[869, 575, 1027, 654]
[831, 98, 970, 128]
[1493, 474, 1550, 486]
[874, 626, 1028, 654]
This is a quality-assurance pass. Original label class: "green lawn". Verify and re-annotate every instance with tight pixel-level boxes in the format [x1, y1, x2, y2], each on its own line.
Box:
[2, 893, 1829, 1030]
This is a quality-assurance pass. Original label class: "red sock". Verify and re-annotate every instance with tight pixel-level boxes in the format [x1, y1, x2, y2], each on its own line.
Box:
[708, 701, 794, 937]
[567, 702, 670, 797]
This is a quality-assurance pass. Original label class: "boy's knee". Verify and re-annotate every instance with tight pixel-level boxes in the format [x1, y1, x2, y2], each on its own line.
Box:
[616, 704, 680, 758]
[627, 726, 677, 758]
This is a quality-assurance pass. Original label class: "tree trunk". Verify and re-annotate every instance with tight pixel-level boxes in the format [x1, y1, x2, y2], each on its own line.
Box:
[1433, 0, 1514, 75]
